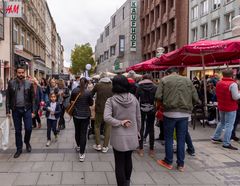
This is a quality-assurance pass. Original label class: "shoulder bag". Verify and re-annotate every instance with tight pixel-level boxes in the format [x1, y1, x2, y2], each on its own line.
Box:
[65, 91, 82, 117]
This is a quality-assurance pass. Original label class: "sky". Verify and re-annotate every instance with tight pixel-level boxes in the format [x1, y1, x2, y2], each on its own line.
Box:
[47, 0, 127, 67]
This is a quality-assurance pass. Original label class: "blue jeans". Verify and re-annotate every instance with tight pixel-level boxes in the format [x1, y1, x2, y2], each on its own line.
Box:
[186, 131, 195, 153]
[212, 111, 236, 146]
[47, 119, 58, 140]
[12, 107, 32, 151]
[163, 116, 188, 167]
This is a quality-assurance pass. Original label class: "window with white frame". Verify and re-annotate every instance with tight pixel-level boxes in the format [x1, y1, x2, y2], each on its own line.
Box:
[212, 0, 221, 10]
[201, 23, 208, 38]
[225, 12, 234, 31]
[192, 6, 198, 20]
[21, 29, 25, 46]
[26, 34, 30, 50]
[201, 0, 208, 15]
[212, 18, 220, 35]
[110, 45, 116, 56]
[192, 27, 198, 42]
[13, 23, 19, 43]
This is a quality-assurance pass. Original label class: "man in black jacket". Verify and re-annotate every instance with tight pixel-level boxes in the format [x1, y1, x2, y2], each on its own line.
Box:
[6, 65, 35, 158]
[136, 74, 157, 157]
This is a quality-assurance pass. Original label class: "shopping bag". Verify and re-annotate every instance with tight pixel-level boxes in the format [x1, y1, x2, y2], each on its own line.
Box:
[1, 117, 10, 150]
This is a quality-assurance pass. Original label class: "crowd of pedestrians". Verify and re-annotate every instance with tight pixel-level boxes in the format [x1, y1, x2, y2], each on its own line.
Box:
[5, 64, 240, 186]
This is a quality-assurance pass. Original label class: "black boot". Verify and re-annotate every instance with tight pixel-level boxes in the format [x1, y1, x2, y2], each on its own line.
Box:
[125, 180, 130, 186]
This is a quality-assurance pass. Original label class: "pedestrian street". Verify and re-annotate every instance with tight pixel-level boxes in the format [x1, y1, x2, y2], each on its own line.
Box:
[0, 116, 240, 186]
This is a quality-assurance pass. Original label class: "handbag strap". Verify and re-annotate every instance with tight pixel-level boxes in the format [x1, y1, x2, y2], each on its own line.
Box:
[71, 90, 82, 108]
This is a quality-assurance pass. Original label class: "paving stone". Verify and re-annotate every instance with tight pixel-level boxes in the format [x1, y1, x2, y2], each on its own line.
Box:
[212, 154, 236, 163]
[52, 162, 72, 171]
[99, 153, 115, 162]
[169, 172, 201, 184]
[9, 162, 34, 173]
[225, 153, 240, 162]
[0, 162, 14, 172]
[149, 171, 178, 184]
[73, 162, 93, 172]
[58, 142, 72, 149]
[62, 172, 84, 184]
[8, 153, 30, 162]
[133, 161, 155, 172]
[31, 162, 53, 172]
[131, 172, 155, 185]
[45, 153, 64, 161]
[37, 172, 62, 185]
[0, 173, 18, 186]
[84, 172, 108, 184]
[13, 172, 39, 185]
[84, 153, 100, 161]
[0, 153, 11, 161]
[192, 171, 223, 184]
[92, 162, 113, 171]
[105, 172, 117, 185]
[64, 153, 78, 162]
[27, 153, 47, 161]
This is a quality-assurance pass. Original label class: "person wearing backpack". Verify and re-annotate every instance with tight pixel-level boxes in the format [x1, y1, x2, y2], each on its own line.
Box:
[136, 74, 157, 157]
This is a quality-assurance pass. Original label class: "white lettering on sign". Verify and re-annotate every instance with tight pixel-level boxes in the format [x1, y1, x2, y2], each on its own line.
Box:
[130, 0, 137, 52]
[4, 2, 22, 18]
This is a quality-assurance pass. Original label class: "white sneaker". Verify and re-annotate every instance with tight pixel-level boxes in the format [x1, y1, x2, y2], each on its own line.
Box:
[208, 119, 216, 125]
[79, 153, 85, 162]
[102, 146, 109, 153]
[46, 140, 51, 147]
[93, 144, 102, 151]
[75, 146, 80, 152]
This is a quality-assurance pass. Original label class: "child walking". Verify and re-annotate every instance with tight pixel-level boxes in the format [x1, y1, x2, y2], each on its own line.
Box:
[44, 92, 61, 147]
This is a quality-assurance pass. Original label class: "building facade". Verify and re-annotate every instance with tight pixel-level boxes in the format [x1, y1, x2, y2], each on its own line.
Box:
[0, 3, 11, 90]
[140, 0, 189, 60]
[95, 0, 142, 73]
[45, 1, 52, 76]
[51, 22, 57, 74]
[189, 0, 240, 43]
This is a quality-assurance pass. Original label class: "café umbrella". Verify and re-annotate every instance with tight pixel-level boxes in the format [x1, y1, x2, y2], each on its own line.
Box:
[126, 57, 167, 72]
[154, 40, 240, 114]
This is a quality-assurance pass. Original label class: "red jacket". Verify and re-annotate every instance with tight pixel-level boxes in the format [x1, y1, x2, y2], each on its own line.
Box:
[216, 78, 238, 112]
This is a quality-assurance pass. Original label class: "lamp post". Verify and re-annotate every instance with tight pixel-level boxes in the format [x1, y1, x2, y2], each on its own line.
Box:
[85, 64, 92, 78]
[156, 47, 165, 58]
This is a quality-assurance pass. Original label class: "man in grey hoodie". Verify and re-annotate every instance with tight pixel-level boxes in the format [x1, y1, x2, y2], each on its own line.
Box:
[92, 72, 113, 153]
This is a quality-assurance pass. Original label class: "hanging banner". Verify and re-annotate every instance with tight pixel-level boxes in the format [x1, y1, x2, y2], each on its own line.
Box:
[130, 0, 137, 52]
[4, 1, 22, 18]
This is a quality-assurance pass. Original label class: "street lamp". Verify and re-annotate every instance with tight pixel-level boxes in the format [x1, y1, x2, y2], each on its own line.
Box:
[156, 47, 165, 58]
[85, 64, 92, 78]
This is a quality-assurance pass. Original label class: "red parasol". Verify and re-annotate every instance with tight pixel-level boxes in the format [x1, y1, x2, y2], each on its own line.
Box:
[126, 58, 167, 72]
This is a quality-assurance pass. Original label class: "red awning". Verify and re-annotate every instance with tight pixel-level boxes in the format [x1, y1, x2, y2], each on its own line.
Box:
[126, 58, 167, 72]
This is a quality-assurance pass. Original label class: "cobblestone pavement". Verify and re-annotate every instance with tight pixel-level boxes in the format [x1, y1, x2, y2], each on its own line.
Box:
[0, 103, 240, 186]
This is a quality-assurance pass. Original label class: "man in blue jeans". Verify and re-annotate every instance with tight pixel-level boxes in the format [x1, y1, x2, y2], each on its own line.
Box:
[155, 67, 199, 172]
[6, 65, 35, 158]
[212, 69, 240, 150]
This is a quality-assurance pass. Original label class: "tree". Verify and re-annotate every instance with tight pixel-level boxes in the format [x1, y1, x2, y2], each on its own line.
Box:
[70, 43, 95, 75]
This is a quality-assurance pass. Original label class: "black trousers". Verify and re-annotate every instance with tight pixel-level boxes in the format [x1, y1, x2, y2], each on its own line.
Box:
[73, 117, 89, 154]
[58, 104, 66, 129]
[113, 149, 133, 186]
[139, 111, 155, 150]
[32, 111, 41, 127]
